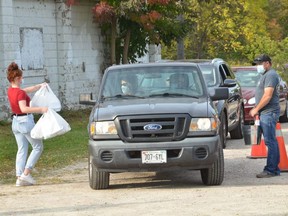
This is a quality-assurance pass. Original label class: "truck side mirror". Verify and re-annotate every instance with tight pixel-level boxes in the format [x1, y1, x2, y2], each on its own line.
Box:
[209, 87, 229, 101]
[223, 79, 236, 87]
[79, 93, 96, 105]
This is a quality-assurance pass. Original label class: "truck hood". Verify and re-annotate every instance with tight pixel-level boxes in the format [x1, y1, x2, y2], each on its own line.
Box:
[94, 97, 212, 121]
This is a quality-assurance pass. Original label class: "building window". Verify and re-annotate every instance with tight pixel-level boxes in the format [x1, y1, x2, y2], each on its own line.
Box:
[20, 28, 44, 70]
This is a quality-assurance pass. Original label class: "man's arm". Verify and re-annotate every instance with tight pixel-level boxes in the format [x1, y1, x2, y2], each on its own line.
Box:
[249, 87, 274, 117]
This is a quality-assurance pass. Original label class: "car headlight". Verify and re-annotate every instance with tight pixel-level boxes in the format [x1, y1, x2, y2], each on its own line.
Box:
[90, 121, 117, 135]
[189, 118, 218, 131]
[248, 97, 255, 105]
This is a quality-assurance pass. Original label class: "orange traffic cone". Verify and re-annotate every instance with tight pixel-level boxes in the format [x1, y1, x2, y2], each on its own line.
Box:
[247, 139, 267, 159]
[276, 123, 288, 172]
[247, 123, 267, 159]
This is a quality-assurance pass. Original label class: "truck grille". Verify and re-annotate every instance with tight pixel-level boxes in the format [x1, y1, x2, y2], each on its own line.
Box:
[116, 114, 190, 142]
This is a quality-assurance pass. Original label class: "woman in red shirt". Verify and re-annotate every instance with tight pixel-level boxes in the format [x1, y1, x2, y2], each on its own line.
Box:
[7, 62, 48, 186]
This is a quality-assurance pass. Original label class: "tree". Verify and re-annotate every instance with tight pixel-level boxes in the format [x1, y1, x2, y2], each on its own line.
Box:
[161, 0, 274, 64]
[90, 0, 189, 65]
[266, 0, 288, 40]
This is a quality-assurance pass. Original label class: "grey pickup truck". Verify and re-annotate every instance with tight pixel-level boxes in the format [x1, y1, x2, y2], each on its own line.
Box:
[80, 62, 229, 190]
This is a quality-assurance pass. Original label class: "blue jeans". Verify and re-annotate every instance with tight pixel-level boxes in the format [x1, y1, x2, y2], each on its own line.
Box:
[260, 111, 280, 175]
[12, 114, 43, 177]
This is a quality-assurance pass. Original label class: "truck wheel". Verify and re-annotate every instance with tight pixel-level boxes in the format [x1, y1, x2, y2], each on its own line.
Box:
[200, 141, 224, 185]
[89, 155, 110, 190]
[230, 108, 244, 139]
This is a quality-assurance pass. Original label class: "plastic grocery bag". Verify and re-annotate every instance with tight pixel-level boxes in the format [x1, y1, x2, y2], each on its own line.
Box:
[31, 108, 71, 140]
[30, 84, 61, 112]
[251, 115, 262, 145]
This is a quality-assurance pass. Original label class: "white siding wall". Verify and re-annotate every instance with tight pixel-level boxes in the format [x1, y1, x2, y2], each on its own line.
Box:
[0, 0, 107, 120]
[0, 0, 159, 121]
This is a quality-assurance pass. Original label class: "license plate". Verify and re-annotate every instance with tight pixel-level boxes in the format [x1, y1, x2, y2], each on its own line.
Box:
[141, 150, 167, 164]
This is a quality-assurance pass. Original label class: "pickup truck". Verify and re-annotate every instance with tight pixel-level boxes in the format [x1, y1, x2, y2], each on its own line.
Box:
[80, 62, 229, 190]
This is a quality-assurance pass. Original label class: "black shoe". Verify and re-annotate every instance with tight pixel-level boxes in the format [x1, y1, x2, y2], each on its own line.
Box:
[256, 171, 275, 178]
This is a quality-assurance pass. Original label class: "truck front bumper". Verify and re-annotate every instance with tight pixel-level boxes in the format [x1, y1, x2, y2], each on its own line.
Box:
[88, 136, 220, 172]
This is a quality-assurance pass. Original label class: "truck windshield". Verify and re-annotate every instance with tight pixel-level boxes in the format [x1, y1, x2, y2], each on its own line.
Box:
[101, 65, 205, 99]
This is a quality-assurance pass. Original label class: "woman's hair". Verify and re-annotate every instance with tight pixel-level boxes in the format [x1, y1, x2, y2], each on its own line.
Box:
[7, 62, 22, 82]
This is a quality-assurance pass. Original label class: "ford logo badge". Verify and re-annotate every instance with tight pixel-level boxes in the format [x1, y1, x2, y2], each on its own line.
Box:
[143, 124, 162, 131]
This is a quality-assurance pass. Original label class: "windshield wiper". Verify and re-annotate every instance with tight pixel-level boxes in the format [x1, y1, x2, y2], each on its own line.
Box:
[101, 94, 145, 101]
[148, 93, 199, 99]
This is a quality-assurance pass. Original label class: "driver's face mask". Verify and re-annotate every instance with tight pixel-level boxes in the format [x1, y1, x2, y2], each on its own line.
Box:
[121, 84, 131, 94]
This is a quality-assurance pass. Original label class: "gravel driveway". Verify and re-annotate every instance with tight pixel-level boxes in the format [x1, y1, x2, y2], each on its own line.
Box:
[1, 124, 288, 216]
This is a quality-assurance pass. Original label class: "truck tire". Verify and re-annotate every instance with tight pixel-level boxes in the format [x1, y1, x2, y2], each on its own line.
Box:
[89, 155, 110, 190]
[230, 108, 244, 139]
[200, 141, 224, 185]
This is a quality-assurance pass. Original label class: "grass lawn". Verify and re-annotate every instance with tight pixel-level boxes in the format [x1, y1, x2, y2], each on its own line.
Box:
[0, 109, 91, 184]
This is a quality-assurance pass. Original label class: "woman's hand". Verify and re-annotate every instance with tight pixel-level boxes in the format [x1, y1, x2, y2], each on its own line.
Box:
[42, 107, 48, 113]
[36, 82, 47, 90]
[40, 82, 47, 88]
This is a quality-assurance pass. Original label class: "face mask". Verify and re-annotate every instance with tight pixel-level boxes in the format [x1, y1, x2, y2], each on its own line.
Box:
[21, 78, 25, 84]
[121, 85, 130, 94]
[257, 65, 265, 74]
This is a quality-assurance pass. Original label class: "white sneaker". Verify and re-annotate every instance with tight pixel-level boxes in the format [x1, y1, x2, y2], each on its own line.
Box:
[16, 178, 21, 186]
[20, 173, 36, 185]
[16, 178, 33, 186]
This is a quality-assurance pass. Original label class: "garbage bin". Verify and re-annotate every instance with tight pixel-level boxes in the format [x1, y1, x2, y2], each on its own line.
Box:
[243, 125, 251, 145]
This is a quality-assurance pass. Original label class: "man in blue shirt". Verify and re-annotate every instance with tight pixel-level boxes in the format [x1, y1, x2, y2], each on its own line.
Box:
[250, 54, 281, 178]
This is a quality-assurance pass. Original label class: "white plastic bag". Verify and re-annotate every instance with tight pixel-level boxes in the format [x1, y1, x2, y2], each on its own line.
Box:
[31, 108, 71, 140]
[30, 84, 61, 111]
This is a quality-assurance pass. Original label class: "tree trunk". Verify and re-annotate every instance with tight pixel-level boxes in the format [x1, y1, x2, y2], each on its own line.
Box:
[110, 17, 117, 65]
[177, 13, 185, 59]
[177, 37, 185, 59]
[122, 29, 131, 64]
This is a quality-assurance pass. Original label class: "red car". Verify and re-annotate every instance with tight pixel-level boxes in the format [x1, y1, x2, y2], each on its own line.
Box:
[232, 66, 288, 125]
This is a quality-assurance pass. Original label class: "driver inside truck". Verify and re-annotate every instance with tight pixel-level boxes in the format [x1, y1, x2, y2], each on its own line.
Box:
[120, 75, 138, 95]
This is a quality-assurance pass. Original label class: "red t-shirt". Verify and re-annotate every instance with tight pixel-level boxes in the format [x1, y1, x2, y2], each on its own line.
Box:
[7, 87, 30, 114]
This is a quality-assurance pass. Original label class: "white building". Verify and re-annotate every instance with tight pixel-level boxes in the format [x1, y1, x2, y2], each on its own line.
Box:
[0, 0, 161, 121]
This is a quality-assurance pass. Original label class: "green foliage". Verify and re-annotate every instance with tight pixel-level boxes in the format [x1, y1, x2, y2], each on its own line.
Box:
[161, 40, 178, 60]
[77, 0, 288, 82]
[92, 0, 188, 64]
[116, 18, 150, 63]
[183, 0, 269, 60]
[161, 0, 288, 83]
[266, 0, 288, 39]
[0, 109, 91, 183]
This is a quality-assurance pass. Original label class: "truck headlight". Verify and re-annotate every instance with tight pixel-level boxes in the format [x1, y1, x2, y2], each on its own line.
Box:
[189, 118, 218, 131]
[90, 121, 117, 135]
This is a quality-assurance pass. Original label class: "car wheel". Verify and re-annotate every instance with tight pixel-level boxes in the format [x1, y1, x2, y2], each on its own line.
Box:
[89, 155, 110, 190]
[230, 108, 244, 139]
[200, 140, 224, 185]
[220, 113, 227, 149]
[279, 102, 288, 122]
